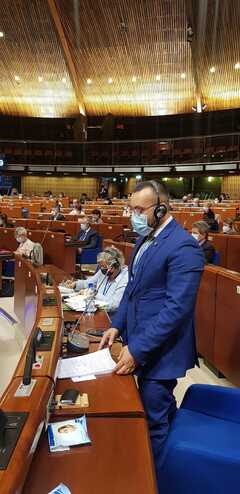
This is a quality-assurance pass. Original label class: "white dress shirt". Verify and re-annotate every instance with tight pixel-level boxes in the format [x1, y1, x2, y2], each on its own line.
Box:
[16, 238, 35, 257]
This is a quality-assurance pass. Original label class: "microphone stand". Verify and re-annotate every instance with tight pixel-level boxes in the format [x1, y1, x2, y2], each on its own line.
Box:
[67, 263, 115, 352]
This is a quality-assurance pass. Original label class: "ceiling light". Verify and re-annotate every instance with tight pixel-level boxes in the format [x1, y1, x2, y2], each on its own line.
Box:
[180, 73, 186, 79]
[14, 75, 20, 81]
[0, 32, 4, 38]
[108, 78, 113, 84]
[156, 74, 161, 81]
[208, 176, 213, 182]
[210, 66, 216, 73]
[162, 177, 168, 182]
[62, 77, 67, 84]
[178, 177, 183, 182]
[136, 175, 142, 180]
[113, 177, 117, 182]
[38, 76, 43, 82]
[235, 62, 240, 70]
[132, 76, 137, 83]
[86, 78, 92, 85]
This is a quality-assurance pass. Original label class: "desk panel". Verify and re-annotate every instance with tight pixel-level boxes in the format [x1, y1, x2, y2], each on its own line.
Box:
[23, 418, 157, 494]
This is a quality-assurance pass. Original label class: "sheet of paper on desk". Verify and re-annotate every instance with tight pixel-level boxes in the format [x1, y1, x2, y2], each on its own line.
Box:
[64, 294, 86, 311]
[72, 374, 96, 382]
[58, 348, 116, 379]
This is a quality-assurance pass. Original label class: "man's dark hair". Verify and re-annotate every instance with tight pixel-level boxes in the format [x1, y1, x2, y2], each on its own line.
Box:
[92, 209, 101, 217]
[134, 180, 169, 204]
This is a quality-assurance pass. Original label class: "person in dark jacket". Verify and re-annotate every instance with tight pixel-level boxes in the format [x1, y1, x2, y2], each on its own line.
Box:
[76, 215, 98, 254]
[192, 220, 215, 264]
[202, 204, 219, 232]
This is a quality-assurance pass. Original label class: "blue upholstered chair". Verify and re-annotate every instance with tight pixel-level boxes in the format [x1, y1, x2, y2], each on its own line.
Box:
[159, 384, 240, 494]
[211, 251, 220, 265]
[76, 234, 102, 265]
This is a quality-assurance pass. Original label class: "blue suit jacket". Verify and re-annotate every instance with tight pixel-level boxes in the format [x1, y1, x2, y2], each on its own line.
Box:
[112, 219, 205, 380]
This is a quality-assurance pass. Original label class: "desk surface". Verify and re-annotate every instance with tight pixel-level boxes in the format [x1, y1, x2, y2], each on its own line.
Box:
[54, 372, 144, 418]
[23, 417, 157, 494]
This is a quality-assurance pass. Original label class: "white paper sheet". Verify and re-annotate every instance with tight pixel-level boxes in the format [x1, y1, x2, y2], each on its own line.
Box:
[58, 348, 116, 379]
[72, 374, 96, 382]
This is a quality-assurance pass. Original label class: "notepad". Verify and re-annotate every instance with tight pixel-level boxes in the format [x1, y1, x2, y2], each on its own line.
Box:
[57, 348, 116, 379]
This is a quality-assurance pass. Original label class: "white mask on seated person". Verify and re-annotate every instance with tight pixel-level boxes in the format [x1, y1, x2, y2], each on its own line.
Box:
[80, 223, 88, 231]
[192, 233, 200, 242]
[223, 225, 231, 233]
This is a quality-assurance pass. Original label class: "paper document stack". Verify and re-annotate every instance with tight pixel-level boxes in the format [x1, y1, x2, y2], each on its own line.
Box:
[63, 294, 88, 312]
[48, 415, 91, 453]
[58, 285, 75, 296]
[57, 348, 116, 379]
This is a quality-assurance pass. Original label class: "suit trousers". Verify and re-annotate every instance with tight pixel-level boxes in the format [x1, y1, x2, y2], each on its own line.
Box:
[138, 377, 177, 493]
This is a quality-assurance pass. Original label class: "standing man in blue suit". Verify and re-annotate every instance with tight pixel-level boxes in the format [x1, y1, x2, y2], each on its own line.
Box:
[99, 180, 205, 491]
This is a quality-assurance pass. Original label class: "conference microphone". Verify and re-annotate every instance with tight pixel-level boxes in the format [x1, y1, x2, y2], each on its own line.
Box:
[67, 264, 115, 354]
[23, 328, 43, 385]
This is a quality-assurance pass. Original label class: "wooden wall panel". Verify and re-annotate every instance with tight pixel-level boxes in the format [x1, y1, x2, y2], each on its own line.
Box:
[222, 176, 240, 199]
[21, 176, 99, 198]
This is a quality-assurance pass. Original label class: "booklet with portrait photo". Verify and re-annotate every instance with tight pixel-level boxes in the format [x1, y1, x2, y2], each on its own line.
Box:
[48, 415, 91, 453]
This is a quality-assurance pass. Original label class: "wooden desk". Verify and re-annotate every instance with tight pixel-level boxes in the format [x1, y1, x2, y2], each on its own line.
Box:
[54, 372, 144, 418]
[23, 417, 157, 494]
[0, 259, 157, 493]
[0, 377, 53, 494]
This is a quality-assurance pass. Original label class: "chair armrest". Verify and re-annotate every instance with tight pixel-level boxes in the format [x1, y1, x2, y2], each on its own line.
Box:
[181, 384, 240, 423]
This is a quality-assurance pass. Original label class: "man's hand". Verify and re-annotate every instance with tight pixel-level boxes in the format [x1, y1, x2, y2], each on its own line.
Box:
[98, 328, 119, 350]
[114, 346, 137, 375]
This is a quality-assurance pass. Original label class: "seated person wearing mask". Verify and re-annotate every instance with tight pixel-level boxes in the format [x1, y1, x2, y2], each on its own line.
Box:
[192, 221, 215, 264]
[49, 204, 65, 221]
[0, 213, 12, 228]
[76, 215, 98, 254]
[202, 204, 219, 232]
[14, 227, 35, 258]
[65, 246, 128, 314]
[91, 209, 103, 224]
[222, 218, 237, 235]
[69, 199, 83, 216]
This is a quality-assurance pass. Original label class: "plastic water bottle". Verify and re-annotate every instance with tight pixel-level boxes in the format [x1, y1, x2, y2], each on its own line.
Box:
[86, 282, 95, 313]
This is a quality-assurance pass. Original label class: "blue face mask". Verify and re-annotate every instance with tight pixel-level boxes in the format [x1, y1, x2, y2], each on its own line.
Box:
[131, 212, 153, 237]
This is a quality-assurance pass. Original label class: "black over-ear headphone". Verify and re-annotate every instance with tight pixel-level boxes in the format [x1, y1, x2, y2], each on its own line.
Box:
[149, 180, 168, 224]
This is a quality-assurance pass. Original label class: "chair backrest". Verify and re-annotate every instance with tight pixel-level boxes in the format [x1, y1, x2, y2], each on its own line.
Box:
[211, 251, 220, 266]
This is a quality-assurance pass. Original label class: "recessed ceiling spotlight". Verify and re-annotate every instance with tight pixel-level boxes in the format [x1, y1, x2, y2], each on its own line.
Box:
[210, 66, 216, 73]
[180, 72, 186, 79]
[132, 76, 137, 82]
[156, 74, 161, 81]
[38, 76, 43, 82]
[108, 78, 113, 84]
[62, 77, 67, 84]
[0, 32, 4, 38]
[14, 75, 20, 81]
[87, 78, 92, 85]
[235, 62, 240, 70]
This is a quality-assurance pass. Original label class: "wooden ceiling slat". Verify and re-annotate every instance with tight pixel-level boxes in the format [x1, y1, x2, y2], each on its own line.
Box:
[0, 0, 239, 118]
